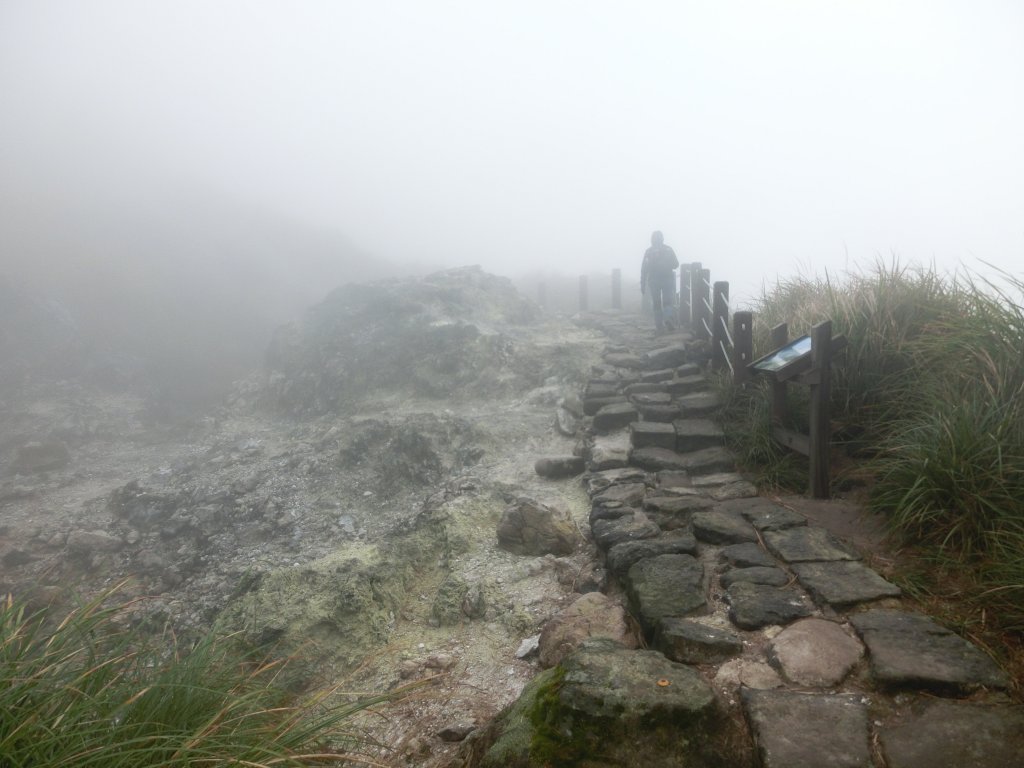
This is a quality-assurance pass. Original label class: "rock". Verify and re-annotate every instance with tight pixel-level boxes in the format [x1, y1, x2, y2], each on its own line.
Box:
[585, 380, 621, 399]
[879, 699, 1024, 768]
[764, 526, 858, 563]
[720, 566, 789, 588]
[673, 419, 725, 452]
[533, 456, 585, 479]
[655, 618, 743, 664]
[592, 402, 639, 432]
[625, 553, 706, 637]
[664, 374, 708, 396]
[641, 494, 714, 530]
[583, 467, 647, 496]
[630, 446, 734, 474]
[640, 368, 676, 383]
[66, 529, 123, 555]
[676, 391, 722, 416]
[496, 499, 578, 556]
[714, 659, 783, 690]
[586, 432, 631, 470]
[537, 592, 636, 668]
[742, 689, 871, 768]
[644, 344, 689, 370]
[769, 618, 864, 686]
[602, 352, 645, 368]
[691, 508, 758, 544]
[708, 480, 759, 500]
[849, 609, 1009, 691]
[583, 395, 628, 416]
[604, 529, 699, 577]
[629, 421, 676, 450]
[590, 510, 661, 549]
[554, 406, 581, 436]
[717, 497, 807, 531]
[726, 581, 812, 630]
[791, 560, 901, 607]
[591, 481, 647, 508]
[629, 391, 672, 407]
[515, 634, 541, 659]
[675, 446, 736, 475]
[719, 542, 777, 568]
[635, 403, 680, 422]
[11, 440, 71, 474]
[630, 446, 692, 472]
[437, 724, 477, 742]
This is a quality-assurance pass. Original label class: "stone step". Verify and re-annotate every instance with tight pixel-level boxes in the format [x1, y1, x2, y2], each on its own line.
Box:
[583, 395, 627, 416]
[592, 402, 639, 432]
[630, 445, 735, 475]
[664, 375, 709, 396]
[673, 418, 725, 452]
[676, 391, 722, 416]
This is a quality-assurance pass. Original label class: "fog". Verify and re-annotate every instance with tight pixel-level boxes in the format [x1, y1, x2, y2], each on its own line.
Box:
[2, 1, 1022, 397]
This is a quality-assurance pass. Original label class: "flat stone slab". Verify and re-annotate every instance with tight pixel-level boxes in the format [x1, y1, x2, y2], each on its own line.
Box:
[769, 618, 864, 686]
[585, 381, 621, 399]
[583, 467, 647, 496]
[644, 344, 689, 370]
[673, 418, 725, 453]
[879, 699, 1024, 768]
[636, 403, 680, 422]
[676, 391, 721, 416]
[630, 391, 672, 407]
[656, 618, 743, 664]
[742, 689, 871, 768]
[664, 375, 707, 396]
[602, 352, 645, 369]
[708, 480, 759, 500]
[593, 402, 640, 433]
[640, 368, 676, 383]
[605, 529, 698, 577]
[625, 553, 706, 636]
[592, 481, 647, 508]
[587, 432, 632, 471]
[792, 560, 901, 606]
[630, 446, 691, 472]
[716, 497, 807, 531]
[622, 382, 667, 396]
[691, 509, 758, 544]
[764, 526, 858, 563]
[591, 510, 661, 550]
[642, 494, 715, 530]
[629, 421, 676, 450]
[726, 582, 813, 630]
[719, 542, 777, 568]
[676, 446, 735, 475]
[721, 566, 789, 588]
[849, 609, 1009, 691]
[583, 395, 628, 416]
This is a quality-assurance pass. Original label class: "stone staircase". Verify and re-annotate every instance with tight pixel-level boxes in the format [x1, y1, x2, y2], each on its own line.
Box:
[462, 312, 1023, 768]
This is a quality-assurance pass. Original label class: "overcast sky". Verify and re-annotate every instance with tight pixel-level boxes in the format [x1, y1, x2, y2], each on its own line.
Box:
[2, 0, 1022, 305]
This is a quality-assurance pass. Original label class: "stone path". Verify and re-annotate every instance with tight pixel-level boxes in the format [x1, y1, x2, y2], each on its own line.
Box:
[565, 311, 1021, 767]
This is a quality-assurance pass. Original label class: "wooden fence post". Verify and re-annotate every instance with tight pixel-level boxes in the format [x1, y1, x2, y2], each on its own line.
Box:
[579, 275, 589, 312]
[809, 320, 833, 499]
[733, 310, 753, 385]
[611, 268, 621, 309]
[770, 323, 788, 424]
[688, 262, 702, 333]
[695, 268, 711, 341]
[679, 264, 691, 326]
[711, 281, 729, 371]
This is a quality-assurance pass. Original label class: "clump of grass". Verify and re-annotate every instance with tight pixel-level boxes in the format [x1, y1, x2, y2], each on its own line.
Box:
[0, 588, 395, 767]
[728, 260, 1024, 633]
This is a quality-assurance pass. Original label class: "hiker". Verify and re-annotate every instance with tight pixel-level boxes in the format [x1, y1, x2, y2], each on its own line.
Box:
[640, 230, 679, 334]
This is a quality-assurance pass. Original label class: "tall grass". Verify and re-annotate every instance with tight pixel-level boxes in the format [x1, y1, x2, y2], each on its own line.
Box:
[0, 588, 394, 767]
[731, 260, 1024, 633]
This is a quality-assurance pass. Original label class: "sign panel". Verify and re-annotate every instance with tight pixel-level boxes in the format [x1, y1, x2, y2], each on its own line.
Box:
[750, 335, 812, 374]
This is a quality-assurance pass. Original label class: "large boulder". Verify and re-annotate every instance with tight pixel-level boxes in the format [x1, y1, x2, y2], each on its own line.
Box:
[496, 499, 579, 556]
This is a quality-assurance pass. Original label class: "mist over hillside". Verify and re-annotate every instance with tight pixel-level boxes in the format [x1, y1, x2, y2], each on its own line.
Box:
[0, 185, 399, 417]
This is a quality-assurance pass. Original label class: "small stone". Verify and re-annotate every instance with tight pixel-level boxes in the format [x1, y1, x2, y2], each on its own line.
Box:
[769, 618, 864, 686]
[655, 618, 743, 664]
[437, 724, 477, 742]
[534, 456, 585, 479]
[515, 635, 540, 659]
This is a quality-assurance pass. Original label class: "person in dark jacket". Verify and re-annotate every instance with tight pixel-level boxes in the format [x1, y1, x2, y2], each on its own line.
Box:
[640, 230, 679, 334]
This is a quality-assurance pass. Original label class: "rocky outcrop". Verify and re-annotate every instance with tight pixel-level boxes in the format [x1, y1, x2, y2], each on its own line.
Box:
[496, 499, 579, 556]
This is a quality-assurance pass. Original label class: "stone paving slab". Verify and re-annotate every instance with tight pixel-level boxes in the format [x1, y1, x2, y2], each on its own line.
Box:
[716, 497, 807, 531]
[642, 495, 715, 530]
[676, 390, 722, 416]
[593, 401, 639, 432]
[602, 352, 645, 368]
[623, 382, 667, 396]
[768, 618, 864, 686]
[630, 391, 672, 407]
[583, 394, 628, 416]
[590, 511, 661, 549]
[644, 344, 689, 369]
[605, 529, 699, 577]
[636, 403, 680, 422]
[656, 617, 743, 664]
[591, 481, 647, 508]
[673, 418, 725, 453]
[719, 541, 777, 568]
[721, 566, 789, 588]
[691, 509, 759, 544]
[625, 553, 706, 636]
[664, 374, 708, 396]
[879, 699, 1024, 768]
[764, 526, 859, 562]
[583, 466, 647, 496]
[629, 421, 676, 450]
[791, 560, 901, 607]
[726, 582, 813, 630]
[630, 446, 692, 472]
[742, 689, 871, 768]
[849, 609, 1009, 691]
[587, 432, 632, 471]
[639, 368, 676, 383]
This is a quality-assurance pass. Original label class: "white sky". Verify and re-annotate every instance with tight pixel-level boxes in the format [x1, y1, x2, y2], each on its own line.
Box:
[2, 0, 1022, 305]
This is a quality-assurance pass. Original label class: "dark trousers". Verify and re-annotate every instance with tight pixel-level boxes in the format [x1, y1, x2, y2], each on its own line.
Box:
[649, 272, 676, 331]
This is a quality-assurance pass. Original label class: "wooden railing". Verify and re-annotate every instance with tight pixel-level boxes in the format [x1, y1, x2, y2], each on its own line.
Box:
[679, 263, 753, 384]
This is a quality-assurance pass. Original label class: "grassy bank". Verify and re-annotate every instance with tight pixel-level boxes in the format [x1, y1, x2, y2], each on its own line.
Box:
[720, 261, 1024, 635]
[0, 588, 394, 767]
